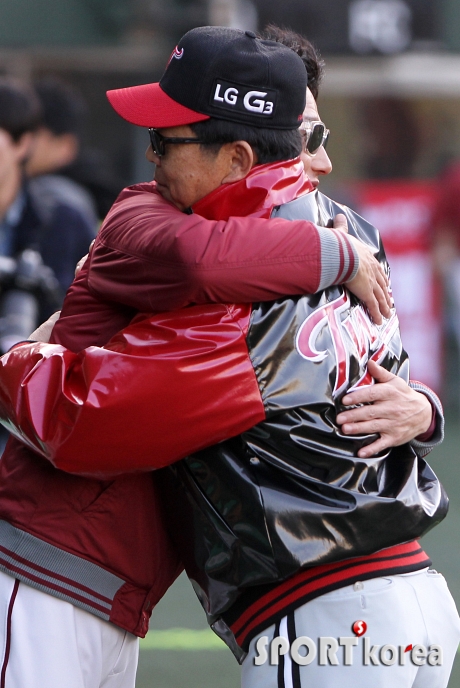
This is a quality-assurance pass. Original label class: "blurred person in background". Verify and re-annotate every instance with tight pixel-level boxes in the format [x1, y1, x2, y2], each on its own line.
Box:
[63, 145, 125, 220]
[25, 77, 99, 234]
[0, 77, 68, 452]
[27, 77, 123, 222]
[26, 77, 98, 291]
[0, 77, 94, 304]
[33, 77, 126, 222]
[0, 77, 64, 333]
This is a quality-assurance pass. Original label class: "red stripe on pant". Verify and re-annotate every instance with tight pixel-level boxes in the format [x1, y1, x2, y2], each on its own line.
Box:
[1, 579, 19, 688]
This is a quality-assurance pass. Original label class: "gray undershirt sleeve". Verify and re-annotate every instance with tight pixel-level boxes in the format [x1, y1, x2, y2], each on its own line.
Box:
[317, 226, 359, 291]
[408, 381, 445, 457]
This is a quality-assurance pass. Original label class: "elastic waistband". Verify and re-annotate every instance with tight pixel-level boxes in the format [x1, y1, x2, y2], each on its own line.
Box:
[223, 540, 431, 652]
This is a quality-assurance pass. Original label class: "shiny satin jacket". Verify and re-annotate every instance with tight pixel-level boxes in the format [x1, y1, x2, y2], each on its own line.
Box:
[161, 187, 448, 637]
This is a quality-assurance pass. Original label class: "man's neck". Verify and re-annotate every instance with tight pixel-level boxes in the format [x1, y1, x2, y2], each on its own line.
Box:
[0, 169, 22, 222]
[192, 158, 312, 221]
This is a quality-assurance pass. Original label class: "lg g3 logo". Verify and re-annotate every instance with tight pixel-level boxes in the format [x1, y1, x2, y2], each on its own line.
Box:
[212, 80, 276, 117]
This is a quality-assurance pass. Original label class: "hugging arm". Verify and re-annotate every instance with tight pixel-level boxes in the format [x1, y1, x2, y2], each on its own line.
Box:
[1, 317, 442, 479]
[0, 306, 265, 477]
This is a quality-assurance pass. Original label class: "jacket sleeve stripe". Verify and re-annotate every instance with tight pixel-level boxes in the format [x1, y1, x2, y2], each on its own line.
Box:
[317, 227, 359, 290]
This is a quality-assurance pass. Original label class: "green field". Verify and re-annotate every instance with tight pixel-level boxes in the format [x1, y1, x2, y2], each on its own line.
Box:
[136, 414, 460, 688]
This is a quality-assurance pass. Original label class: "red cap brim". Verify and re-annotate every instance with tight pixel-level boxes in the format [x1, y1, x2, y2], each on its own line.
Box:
[106, 82, 210, 128]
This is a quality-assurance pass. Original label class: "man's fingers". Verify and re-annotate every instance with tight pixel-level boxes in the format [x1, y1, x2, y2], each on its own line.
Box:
[75, 254, 89, 277]
[341, 385, 379, 407]
[375, 278, 392, 315]
[333, 213, 348, 233]
[341, 417, 391, 435]
[341, 369, 396, 408]
[364, 283, 390, 323]
[344, 237, 392, 324]
[363, 294, 382, 326]
[375, 260, 389, 284]
[28, 311, 61, 343]
[75, 240, 95, 277]
[337, 411, 371, 428]
[338, 365, 433, 451]
[376, 268, 392, 304]
[337, 402, 388, 424]
[369, 261, 391, 317]
[366, 359, 395, 383]
[373, 283, 392, 319]
[357, 436, 391, 458]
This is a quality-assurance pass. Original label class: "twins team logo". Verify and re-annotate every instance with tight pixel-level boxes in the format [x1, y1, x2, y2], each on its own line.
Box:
[296, 290, 400, 398]
[166, 46, 184, 66]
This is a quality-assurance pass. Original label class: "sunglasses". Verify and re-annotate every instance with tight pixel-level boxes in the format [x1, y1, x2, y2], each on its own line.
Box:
[299, 121, 330, 155]
[148, 128, 205, 158]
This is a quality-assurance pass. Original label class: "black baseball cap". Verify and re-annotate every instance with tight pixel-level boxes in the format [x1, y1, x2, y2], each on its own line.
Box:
[107, 26, 308, 130]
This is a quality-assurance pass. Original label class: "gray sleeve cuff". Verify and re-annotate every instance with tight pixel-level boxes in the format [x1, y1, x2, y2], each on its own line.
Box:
[317, 227, 359, 291]
[408, 381, 445, 457]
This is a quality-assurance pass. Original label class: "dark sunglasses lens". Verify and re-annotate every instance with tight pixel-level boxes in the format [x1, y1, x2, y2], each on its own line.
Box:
[323, 131, 330, 150]
[149, 130, 164, 156]
[306, 124, 325, 154]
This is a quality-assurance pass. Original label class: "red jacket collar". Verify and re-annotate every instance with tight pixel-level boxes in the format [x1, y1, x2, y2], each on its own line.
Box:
[192, 158, 313, 221]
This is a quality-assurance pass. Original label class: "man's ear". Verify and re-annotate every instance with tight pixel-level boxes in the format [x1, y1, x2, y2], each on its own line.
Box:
[221, 141, 257, 184]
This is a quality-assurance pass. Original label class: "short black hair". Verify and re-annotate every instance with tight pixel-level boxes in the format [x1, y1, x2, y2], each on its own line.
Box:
[33, 77, 86, 137]
[259, 25, 324, 101]
[190, 118, 302, 164]
[0, 77, 42, 142]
